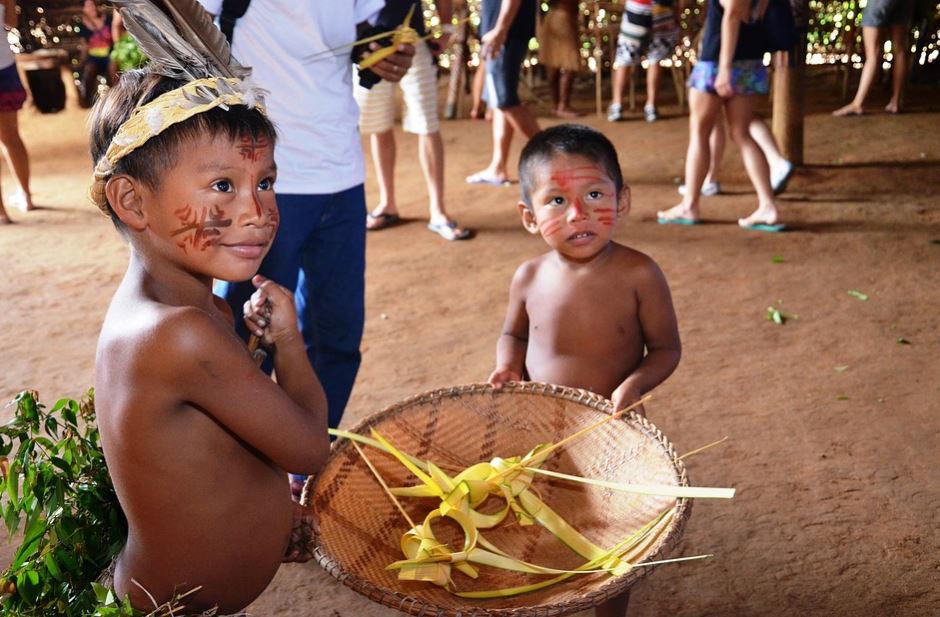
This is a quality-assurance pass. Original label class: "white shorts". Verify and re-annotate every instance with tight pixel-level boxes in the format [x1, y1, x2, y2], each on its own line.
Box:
[354, 42, 440, 135]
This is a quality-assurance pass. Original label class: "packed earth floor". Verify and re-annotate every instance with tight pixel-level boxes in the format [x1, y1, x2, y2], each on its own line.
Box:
[1, 68, 938, 616]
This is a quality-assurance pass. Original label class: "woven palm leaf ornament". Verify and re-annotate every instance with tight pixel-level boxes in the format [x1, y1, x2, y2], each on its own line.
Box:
[91, 0, 266, 212]
[311, 384, 735, 607]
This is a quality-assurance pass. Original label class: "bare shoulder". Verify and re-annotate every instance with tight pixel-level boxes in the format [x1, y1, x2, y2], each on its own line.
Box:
[608, 243, 668, 283]
[98, 303, 246, 386]
[512, 253, 550, 288]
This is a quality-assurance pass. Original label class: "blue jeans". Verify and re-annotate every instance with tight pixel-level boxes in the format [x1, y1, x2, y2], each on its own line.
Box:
[216, 185, 367, 432]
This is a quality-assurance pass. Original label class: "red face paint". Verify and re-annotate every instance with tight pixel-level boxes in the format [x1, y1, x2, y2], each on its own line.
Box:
[539, 218, 563, 237]
[172, 204, 233, 253]
[238, 135, 270, 162]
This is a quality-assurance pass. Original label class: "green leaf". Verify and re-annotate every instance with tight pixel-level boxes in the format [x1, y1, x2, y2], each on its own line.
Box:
[771, 255, 785, 263]
[836, 395, 849, 400]
[43, 553, 61, 578]
[896, 337, 911, 345]
[834, 365, 849, 372]
[847, 290, 869, 301]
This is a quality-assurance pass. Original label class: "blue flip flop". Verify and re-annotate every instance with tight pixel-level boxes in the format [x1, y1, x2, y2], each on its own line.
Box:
[657, 216, 701, 226]
[739, 221, 787, 233]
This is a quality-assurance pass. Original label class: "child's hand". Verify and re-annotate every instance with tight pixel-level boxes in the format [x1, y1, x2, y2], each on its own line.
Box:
[612, 383, 645, 418]
[243, 275, 300, 349]
[488, 367, 522, 389]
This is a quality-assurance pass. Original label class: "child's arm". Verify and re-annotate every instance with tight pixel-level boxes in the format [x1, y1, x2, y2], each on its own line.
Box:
[611, 260, 682, 415]
[488, 264, 532, 388]
[243, 275, 329, 432]
[161, 281, 329, 475]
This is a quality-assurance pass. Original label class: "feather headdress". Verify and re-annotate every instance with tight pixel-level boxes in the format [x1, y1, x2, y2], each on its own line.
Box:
[91, 0, 265, 214]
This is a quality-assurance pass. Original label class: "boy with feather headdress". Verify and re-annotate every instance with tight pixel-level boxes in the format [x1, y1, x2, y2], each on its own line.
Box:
[89, 0, 330, 612]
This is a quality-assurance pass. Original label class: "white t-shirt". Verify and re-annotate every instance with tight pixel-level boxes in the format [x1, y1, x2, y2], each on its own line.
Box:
[198, 0, 383, 194]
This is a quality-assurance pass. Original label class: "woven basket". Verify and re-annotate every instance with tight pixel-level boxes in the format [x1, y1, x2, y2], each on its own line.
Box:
[307, 382, 692, 617]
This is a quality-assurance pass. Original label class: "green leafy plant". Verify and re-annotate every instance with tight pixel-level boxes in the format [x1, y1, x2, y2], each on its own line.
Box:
[110, 34, 148, 73]
[0, 389, 138, 616]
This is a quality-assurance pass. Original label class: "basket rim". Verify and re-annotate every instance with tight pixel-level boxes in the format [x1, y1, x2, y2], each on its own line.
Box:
[308, 382, 693, 617]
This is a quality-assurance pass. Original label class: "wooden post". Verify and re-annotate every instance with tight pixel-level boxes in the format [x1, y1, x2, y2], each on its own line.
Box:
[771, 0, 808, 165]
[444, 3, 470, 120]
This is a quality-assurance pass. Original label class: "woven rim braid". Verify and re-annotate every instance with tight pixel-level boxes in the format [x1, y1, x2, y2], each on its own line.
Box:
[306, 382, 692, 617]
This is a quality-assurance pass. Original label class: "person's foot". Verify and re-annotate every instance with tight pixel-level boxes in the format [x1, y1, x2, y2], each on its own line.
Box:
[885, 101, 900, 114]
[832, 103, 863, 117]
[0, 209, 11, 224]
[678, 180, 721, 197]
[554, 106, 583, 119]
[657, 203, 700, 225]
[7, 191, 33, 212]
[427, 218, 472, 240]
[770, 160, 794, 194]
[366, 209, 402, 231]
[738, 205, 784, 232]
[607, 103, 623, 122]
[469, 105, 486, 120]
[643, 104, 658, 123]
[466, 170, 511, 186]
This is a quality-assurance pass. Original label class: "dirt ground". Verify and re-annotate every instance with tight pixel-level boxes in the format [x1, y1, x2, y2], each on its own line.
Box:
[1, 67, 938, 616]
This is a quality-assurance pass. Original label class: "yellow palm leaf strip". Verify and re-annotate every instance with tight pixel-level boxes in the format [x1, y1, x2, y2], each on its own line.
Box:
[329, 428, 430, 471]
[523, 467, 736, 499]
[350, 441, 416, 529]
[485, 395, 651, 487]
[516, 489, 612, 563]
[454, 506, 676, 599]
[370, 428, 444, 498]
[679, 436, 730, 460]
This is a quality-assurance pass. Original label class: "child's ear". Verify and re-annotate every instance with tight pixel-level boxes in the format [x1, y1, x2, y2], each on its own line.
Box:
[105, 175, 147, 231]
[517, 201, 540, 235]
[617, 185, 631, 218]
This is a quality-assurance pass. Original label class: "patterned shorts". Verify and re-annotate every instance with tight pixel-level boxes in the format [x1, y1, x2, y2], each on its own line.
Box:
[0, 64, 27, 113]
[614, 1, 678, 67]
[687, 59, 769, 96]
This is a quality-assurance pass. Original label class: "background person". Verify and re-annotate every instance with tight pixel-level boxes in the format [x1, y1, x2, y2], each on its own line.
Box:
[77, 0, 116, 107]
[355, 0, 472, 241]
[607, 0, 681, 123]
[0, 0, 32, 220]
[833, 0, 915, 116]
[466, 0, 540, 186]
[197, 0, 415, 499]
[539, 0, 583, 118]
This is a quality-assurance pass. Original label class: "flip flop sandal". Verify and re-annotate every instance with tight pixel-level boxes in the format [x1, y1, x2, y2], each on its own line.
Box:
[427, 220, 472, 241]
[466, 172, 511, 187]
[366, 212, 401, 231]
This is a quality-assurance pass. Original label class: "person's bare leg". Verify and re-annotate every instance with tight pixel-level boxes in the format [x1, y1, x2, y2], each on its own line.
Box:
[725, 95, 780, 225]
[547, 66, 561, 111]
[706, 111, 727, 185]
[0, 111, 32, 210]
[502, 103, 540, 140]
[595, 590, 630, 617]
[418, 132, 448, 224]
[468, 108, 514, 183]
[556, 70, 581, 117]
[366, 130, 398, 224]
[646, 62, 662, 110]
[748, 116, 785, 171]
[470, 63, 487, 119]
[611, 65, 629, 108]
[833, 26, 883, 116]
[885, 24, 908, 113]
[0, 195, 9, 224]
[659, 88, 722, 221]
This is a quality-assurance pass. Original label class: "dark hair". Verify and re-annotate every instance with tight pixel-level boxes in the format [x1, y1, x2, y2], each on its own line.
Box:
[518, 124, 624, 209]
[89, 69, 277, 229]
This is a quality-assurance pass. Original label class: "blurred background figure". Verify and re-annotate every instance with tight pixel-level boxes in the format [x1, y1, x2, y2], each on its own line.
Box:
[539, 0, 583, 118]
[0, 0, 33, 220]
[608, 0, 681, 122]
[833, 0, 915, 115]
[76, 0, 115, 107]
